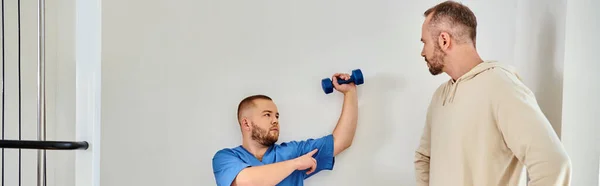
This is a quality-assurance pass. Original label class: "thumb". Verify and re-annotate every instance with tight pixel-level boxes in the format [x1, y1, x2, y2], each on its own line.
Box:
[332, 76, 340, 87]
[306, 149, 318, 156]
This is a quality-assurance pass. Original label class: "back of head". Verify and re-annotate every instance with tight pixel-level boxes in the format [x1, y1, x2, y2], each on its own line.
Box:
[424, 1, 478, 46]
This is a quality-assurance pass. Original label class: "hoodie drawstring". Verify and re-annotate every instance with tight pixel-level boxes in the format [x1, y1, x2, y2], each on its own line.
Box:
[442, 80, 453, 106]
[449, 80, 460, 103]
[442, 80, 459, 106]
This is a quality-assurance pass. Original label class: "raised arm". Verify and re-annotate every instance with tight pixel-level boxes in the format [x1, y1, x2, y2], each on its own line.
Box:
[330, 73, 359, 156]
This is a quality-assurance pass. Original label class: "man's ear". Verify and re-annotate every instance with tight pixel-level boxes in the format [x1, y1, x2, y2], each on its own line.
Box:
[438, 32, 451, 51]
[241, 118, 251, 131]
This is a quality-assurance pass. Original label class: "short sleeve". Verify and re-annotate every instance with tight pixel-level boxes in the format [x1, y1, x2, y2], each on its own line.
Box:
[295, 134, 335, 178]
[212, 149, 250, 186]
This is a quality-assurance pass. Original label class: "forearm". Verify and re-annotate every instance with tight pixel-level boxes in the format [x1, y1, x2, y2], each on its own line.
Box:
[414, 150, 431, 186]
[332, 90, 358, 156]
[234, 159, 297, 186]
[415, 107, 432, 186]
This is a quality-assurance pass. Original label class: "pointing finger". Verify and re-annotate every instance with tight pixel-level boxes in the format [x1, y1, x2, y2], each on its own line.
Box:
[306, 149, 318, 156]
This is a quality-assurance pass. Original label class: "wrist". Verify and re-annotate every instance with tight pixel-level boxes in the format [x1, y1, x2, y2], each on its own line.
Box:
[290, 158, 300, 170]
[343, 89, 357, 96]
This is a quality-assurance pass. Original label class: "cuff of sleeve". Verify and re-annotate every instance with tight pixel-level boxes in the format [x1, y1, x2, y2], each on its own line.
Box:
[320, 134, 335, 170]
[216, 164, 250, 186]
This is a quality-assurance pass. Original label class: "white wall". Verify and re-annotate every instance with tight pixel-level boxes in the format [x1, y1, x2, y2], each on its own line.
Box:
[513, 0, 566, 137]
[561, 0, 600, 185]
[98, 0, 569, 186]
[46, 1, 78, 186]
[4, 0, 593, 185]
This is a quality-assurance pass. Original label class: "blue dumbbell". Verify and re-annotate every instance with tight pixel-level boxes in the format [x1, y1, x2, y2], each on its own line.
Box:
[321, 69, 364, 94]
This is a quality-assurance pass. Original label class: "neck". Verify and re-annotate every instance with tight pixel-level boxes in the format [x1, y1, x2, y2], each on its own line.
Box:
[445, 45, 483, 81]
[242, 137, 269, 161]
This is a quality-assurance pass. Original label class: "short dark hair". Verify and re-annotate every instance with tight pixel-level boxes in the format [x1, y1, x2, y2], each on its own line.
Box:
[236, 94, 272, 124]
[424, 1, 477, 45]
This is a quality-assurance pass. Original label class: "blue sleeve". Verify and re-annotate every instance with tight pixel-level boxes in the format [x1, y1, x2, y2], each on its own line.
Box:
[212, 149, 250, 186]
[295, 134, 335, 179]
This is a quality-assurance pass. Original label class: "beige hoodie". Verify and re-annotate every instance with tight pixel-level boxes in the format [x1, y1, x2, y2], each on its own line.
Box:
[414, 61, 571, 186]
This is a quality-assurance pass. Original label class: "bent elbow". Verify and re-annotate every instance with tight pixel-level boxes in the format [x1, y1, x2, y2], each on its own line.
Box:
[333, 134, 353, 152]
[344, 139, 354, 149]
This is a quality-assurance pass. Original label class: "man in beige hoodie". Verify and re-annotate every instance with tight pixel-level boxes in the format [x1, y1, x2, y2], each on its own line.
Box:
[414, 1, 572, 186]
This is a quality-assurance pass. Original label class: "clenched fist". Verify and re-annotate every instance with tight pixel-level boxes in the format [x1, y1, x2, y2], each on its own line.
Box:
[332, 73, 357, 94]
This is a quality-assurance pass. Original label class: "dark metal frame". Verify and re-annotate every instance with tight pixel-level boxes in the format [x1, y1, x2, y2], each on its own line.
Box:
[0, 140, 89, 150]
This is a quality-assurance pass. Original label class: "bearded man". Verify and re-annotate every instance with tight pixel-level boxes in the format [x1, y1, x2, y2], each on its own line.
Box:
[212, 72, 359, 186]
[415, 1, 571, 186]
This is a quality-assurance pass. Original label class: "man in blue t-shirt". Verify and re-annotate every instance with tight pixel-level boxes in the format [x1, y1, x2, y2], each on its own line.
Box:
[212, 72, 359, 186]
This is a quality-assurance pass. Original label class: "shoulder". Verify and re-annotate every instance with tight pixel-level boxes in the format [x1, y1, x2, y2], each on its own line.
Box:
[484, 66, 534, 96]
[485, 66, 521, 84]
[433, 81, 448, 96]
[212, 147, 243, 160]
[478, 65, 538, 105]
[428, 80, 452, 104]
[211, 147, 251, 186]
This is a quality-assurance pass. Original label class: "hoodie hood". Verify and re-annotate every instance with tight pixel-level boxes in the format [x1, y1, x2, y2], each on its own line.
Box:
[440, 60, 521, 106]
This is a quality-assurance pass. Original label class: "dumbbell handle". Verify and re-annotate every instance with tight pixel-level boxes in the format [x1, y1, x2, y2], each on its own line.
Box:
[336, 77, 355, 85]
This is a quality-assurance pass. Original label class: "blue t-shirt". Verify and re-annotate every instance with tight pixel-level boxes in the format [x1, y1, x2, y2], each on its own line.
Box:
[212, 134, 335, 186]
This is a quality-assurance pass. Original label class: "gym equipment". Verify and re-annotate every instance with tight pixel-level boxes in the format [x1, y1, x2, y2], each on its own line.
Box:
[321, 69, 364, 94]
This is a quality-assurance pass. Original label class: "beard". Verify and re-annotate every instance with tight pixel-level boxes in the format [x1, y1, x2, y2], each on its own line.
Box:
[426, 44, 446, 75]
[250, 122, 279, 147]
